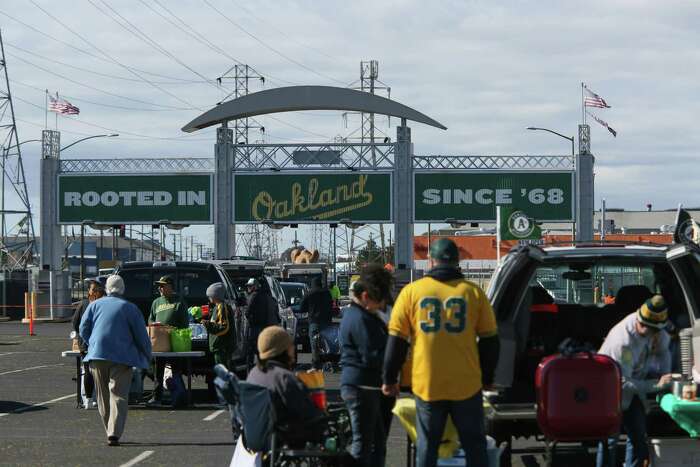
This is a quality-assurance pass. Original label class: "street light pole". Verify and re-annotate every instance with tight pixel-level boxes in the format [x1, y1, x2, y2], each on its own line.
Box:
[60, 134, 119, 153]
[526, 127, 576, 240]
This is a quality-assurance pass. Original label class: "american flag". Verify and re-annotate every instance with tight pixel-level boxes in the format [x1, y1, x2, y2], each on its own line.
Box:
[583, 84, 610, 108]
[587, 111, 617, 137]
[48, 95, 80, 115]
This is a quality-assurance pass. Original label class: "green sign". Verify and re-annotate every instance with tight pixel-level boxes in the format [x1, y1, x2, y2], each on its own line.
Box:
[234, 172, 392, 223]
[499, 207, 543, 240]
[414, 171, 574, 222]
[58, 174, 213, 224]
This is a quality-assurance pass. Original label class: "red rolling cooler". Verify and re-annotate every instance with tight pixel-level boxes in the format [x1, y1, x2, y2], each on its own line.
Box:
[536, 351, 622, 441]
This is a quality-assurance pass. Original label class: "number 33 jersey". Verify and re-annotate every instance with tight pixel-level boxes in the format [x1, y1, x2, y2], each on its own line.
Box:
[389, 276, 497, 401]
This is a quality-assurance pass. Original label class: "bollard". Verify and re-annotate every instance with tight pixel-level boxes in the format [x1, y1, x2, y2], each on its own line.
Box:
[29, 291, 36, 336]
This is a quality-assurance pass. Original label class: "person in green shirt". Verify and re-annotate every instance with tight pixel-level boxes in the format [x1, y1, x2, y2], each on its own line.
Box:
[329, 280, 342, 302]
[148, 275, 189, 329]
[147, 275, 189, 406]
[201, 282, 235, 368]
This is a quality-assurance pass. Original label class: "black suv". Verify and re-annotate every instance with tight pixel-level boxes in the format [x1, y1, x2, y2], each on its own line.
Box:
[114, 261, 248, 374]
[485, 242, 700, 466]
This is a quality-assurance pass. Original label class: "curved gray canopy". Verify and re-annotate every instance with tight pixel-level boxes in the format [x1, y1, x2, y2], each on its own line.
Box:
[182, 85, 447, 133]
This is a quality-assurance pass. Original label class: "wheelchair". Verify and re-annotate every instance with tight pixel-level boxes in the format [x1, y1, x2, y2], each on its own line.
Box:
[214, 364, 353, 466]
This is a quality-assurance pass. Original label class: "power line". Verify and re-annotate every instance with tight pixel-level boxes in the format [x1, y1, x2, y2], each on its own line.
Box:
[10, 79, 193, 112]
[6, 51, 196, 110]
[5, 42, 211, 86]
[0, 8, 207, 84]
[29, 0, 203, 110]
[229, 0, 338, 62]
[203, 0, 347, 86]
[88, 0, 222, 94]
[147, 0, 300, 87]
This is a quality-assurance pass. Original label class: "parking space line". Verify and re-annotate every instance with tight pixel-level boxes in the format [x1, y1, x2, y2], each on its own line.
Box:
[0, 352, 17, 357]
[203, 409, 225, 421]
[0, 393, 75, 418]
[119, 450, 154, 467]
[0, 364, 61, 376]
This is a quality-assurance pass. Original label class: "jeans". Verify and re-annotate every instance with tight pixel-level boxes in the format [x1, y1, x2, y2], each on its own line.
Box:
[596, 396, 649, 467]
[415, 391, 487, 467]
[309, 323, 324, 369]
[341, 385, 386, 467]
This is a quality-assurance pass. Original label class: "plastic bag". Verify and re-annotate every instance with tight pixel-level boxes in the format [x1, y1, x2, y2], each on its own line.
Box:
[393, 397, 459, 459]
[188, 306, 202, 321]
[170, 327, 192, 352]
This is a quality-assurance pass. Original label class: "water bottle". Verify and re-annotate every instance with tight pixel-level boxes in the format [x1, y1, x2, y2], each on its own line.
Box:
[324, 436, 337, 452]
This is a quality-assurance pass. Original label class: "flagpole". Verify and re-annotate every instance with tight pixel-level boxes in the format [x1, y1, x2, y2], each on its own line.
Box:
[496, 206, 501, 265]
[44, 89, 48, 129]
[581, 82, 585, 124]
[55, 92, 58, 130]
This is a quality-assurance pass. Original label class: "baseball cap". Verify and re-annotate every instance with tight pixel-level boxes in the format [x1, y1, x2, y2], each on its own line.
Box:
[429, 238, 459, 264]
[246, 278, 258, 287]
[154, 275, 174, 286]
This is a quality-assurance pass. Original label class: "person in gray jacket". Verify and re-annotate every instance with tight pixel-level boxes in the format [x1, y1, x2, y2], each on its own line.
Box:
[596, 295, 673, 467]
[246, 325, 324, 447]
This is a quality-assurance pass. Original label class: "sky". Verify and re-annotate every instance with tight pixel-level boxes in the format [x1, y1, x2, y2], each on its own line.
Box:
[1, 0, 699, 255]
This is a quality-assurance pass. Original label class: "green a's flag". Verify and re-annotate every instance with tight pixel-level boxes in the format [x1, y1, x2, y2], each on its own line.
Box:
[499, 207, 542, 240]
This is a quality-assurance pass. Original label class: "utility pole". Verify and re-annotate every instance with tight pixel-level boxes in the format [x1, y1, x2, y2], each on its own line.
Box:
[218, 64, 279, 262]
[345, 60, 391, 265]
[0, 29, 36, 272]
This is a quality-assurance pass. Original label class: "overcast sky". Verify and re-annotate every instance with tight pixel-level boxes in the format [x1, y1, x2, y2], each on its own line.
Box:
[2, 0, 699, 253]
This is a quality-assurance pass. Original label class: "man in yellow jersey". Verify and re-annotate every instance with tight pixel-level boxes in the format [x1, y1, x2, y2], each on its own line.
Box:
[382, 238, 500, 467]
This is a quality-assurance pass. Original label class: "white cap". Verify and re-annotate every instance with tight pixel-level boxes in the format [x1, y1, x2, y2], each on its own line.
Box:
[246, 278, 257, 287]
[106, 275, 125, 295]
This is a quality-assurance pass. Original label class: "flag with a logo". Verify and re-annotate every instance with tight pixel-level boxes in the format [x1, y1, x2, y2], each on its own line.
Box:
[499, 207, 542, 241]
[673, 206, 700, 244]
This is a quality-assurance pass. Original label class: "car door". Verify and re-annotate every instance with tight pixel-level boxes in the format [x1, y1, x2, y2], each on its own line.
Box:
[488, 245, 546, 389]
[666, 244, 700, 376]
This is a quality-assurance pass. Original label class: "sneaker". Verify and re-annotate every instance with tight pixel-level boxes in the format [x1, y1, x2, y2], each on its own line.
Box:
[107, 436, 120, 447]
[90, 400, 98, 409]
[145, 397, 161, 407]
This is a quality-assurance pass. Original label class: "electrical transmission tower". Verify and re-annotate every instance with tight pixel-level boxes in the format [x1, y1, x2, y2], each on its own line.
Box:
[218, 65, 279, 262]
[343, 60, 391, 267]
[0, 30, 36, 271]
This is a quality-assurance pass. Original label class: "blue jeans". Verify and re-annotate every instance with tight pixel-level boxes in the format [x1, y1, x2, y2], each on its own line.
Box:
[415, 391, 487, 467]
[596, 396, 648, 467]
[341, 385, 386, 467]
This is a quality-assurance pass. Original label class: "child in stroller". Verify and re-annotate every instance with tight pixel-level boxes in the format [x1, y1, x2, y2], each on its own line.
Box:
[311, 324, 341, 373]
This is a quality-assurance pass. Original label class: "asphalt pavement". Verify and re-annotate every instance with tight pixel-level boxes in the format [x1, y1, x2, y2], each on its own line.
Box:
[0, 321, 543, 466]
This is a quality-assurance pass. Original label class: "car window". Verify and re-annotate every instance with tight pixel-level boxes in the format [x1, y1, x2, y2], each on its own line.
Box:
[281, 284, 306, 302]
[531, 261, 659, 305]
[178, 268, 221, 304]
[121, 270, 153, 298]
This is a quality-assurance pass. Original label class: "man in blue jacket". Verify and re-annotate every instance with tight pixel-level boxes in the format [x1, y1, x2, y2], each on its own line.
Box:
[80, 275, 152, 447]
[339, 264, 394, 466]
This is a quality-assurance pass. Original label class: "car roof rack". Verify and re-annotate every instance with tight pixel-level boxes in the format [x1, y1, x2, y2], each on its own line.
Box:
[543, 239, 670, 248]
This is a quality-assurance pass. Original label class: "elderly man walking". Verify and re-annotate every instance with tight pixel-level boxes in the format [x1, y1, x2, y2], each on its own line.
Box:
[80, 275, 152, 446]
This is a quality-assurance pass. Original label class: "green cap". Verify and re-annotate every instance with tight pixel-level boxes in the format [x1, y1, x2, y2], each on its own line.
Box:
[429, 238, 459, 264]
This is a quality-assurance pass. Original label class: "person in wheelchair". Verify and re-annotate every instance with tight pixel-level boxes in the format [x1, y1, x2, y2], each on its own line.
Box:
[247, 325, 326, 447]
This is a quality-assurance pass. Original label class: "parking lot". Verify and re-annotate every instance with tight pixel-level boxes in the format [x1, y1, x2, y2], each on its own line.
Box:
[0, 321, 569, 466]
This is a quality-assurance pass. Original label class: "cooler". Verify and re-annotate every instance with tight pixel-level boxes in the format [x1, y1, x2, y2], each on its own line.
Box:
[535, 352, 621, 441]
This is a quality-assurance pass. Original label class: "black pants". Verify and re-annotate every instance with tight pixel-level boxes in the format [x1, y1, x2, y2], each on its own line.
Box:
[152, 358, 183, 400]
[82, 361, 95, 400]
